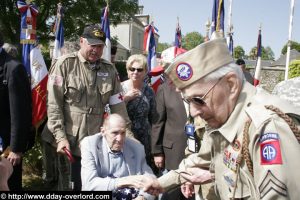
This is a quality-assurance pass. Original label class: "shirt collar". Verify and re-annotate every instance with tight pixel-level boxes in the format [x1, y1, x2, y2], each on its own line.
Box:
[77, 51, 100, 67]
[208, 81, 256, 143]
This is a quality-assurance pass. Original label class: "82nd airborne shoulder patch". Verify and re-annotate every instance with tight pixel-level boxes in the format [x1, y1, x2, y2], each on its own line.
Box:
[260, 133, 282, 165]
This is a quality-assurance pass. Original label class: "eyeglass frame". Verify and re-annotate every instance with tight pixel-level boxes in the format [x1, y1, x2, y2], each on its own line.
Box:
[128, 67, 144, 72]
[182, 77, 223, 106]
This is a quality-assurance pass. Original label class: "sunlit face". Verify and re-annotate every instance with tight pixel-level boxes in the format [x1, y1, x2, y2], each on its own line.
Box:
[102, 117, 126, 152]
[127, 61, 146, 82]
[182, 77, 235, 128]
[79, 37, 104, 63]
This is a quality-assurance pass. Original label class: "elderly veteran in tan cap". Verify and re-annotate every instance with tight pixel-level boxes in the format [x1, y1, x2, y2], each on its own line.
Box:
[143, 38, 300, 200]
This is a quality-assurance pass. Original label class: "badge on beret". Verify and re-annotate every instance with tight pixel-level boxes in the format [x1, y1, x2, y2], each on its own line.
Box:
[176, 62, 193, 81]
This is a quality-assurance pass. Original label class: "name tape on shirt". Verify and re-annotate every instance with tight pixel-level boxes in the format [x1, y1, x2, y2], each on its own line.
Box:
[109, 92, 124, 105]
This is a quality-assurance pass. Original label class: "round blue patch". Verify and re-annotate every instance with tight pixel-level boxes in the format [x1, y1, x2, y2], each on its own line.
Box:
[176, 62, 193, 81]
[262, 144, 277, 161]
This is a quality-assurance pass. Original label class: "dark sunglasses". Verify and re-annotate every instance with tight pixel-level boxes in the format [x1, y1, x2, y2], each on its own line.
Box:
[128, 67, 144, 72]
[183, 78, 222, 106]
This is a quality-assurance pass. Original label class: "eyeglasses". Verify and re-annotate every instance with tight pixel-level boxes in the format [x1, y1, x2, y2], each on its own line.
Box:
[128, 67, 144, 72]
[183, 78, 222, 106]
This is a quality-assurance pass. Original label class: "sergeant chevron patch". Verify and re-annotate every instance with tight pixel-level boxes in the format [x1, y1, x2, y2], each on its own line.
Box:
[259, 170, 287, 198]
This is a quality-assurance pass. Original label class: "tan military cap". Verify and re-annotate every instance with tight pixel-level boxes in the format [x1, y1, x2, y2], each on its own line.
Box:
[165, 38, 234, 89]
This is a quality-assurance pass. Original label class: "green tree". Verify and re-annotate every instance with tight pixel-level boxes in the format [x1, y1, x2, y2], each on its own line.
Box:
[288, 60, 300, 78]
[157, 42, 171, 53]
[233, 45, 245, 59]
[281, 41, 300, 55]
[0, 0, 139, 46]
[182, 31, 204, 50]
[248, 46, 274, 60]
[264, 46, 275, 60]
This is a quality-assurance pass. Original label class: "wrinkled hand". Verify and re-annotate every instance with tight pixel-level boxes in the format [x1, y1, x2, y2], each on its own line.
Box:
[180, 167, 212, 184]
[141, 175, 163, 196]
[7, 151, 22, 166]
[181, 182, 194, 198]
[0, 157, 13, 191]
[124, 89, 141, 102]
[57, 139, 70, 154]
[154, 155, 164, 169]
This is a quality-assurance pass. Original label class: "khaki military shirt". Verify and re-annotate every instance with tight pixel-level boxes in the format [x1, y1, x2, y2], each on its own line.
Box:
[47, 52, 131, 156]
[159, 82, 300, 200]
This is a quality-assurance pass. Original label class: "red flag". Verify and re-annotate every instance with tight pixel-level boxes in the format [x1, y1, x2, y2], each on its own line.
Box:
[30, 46, 48, 126]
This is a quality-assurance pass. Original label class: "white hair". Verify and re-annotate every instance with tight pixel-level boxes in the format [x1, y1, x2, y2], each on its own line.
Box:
[202, 62, 244, 83]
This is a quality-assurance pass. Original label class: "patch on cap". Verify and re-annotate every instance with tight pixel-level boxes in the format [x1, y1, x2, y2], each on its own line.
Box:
[176, 62, 193, 81]
[82, 24, 106, 45]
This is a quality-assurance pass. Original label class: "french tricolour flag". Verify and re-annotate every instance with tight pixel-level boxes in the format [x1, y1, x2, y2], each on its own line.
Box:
[101, 6, 111, 62]
[144, 23, 160, 92]
[23, 44, 48, 126]
[52, 3, 64, 60]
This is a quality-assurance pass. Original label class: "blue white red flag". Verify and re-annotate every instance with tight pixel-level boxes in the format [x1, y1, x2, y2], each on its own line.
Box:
[175, 20, 182, 48]
[143, 23, 160, 92]
[174, 19, 183, 57]
[17, 0, 38, 44]
[52, 3, 64, 60]
[101, 6, 111, 62]
[211, 0, 225, 36]
[254, 28, 262, 86]
[19, 2, 48, 127]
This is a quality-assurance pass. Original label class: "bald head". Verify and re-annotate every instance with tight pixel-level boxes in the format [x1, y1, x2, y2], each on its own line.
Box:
[102, 114, 127, 152]
[103, 114, 126, 129]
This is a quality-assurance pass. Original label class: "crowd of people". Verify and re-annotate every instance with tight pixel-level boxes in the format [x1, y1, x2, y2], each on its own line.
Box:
[1, 24, 300, 200]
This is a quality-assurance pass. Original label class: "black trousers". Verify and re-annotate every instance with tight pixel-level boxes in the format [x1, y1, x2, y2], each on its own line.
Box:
[71, 155, 82, 191]
[8, 160, 22, 191]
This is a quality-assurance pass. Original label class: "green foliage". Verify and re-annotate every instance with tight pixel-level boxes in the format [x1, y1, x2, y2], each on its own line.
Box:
[23, 138, 43, 175]
[248, 46, 274, 60]
[157, 42, 171, 53]
[281, 41, 300, 55]
[0, 0, 139, 46]
[182, 32, 204, 50]
[233, 46, 245, 59]
[288, 60, 300, 78]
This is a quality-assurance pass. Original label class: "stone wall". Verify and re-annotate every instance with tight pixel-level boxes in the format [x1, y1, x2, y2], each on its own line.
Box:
[248, 67, 285, 93]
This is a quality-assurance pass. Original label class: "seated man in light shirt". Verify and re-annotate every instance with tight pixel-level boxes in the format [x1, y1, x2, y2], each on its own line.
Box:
[81, 113, 155, 200]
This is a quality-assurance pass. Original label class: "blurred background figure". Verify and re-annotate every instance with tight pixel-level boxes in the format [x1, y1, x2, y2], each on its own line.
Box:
[2, 43, 18, 58]
[151, 74, 191, 200]
[122, 54, 156, 172]
[0, 33, 32, 191]
[235, 58, 254, 85]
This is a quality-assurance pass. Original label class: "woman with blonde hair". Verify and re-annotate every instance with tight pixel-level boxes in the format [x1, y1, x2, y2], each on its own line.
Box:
[122, 54, 156, 171]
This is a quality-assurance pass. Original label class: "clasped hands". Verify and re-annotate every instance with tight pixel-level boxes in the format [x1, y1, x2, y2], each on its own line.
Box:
[122, 167, 212, 197]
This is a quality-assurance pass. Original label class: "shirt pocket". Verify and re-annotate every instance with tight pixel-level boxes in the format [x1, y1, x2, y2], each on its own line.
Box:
[223, 170, 251, 199]
[66, 75, 83, 103]
[98, 78, 113, 105]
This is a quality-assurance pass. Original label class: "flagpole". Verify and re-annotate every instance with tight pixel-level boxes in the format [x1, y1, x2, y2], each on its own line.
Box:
[285, 0, 295, 80]
[226, 0, 233, 45]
